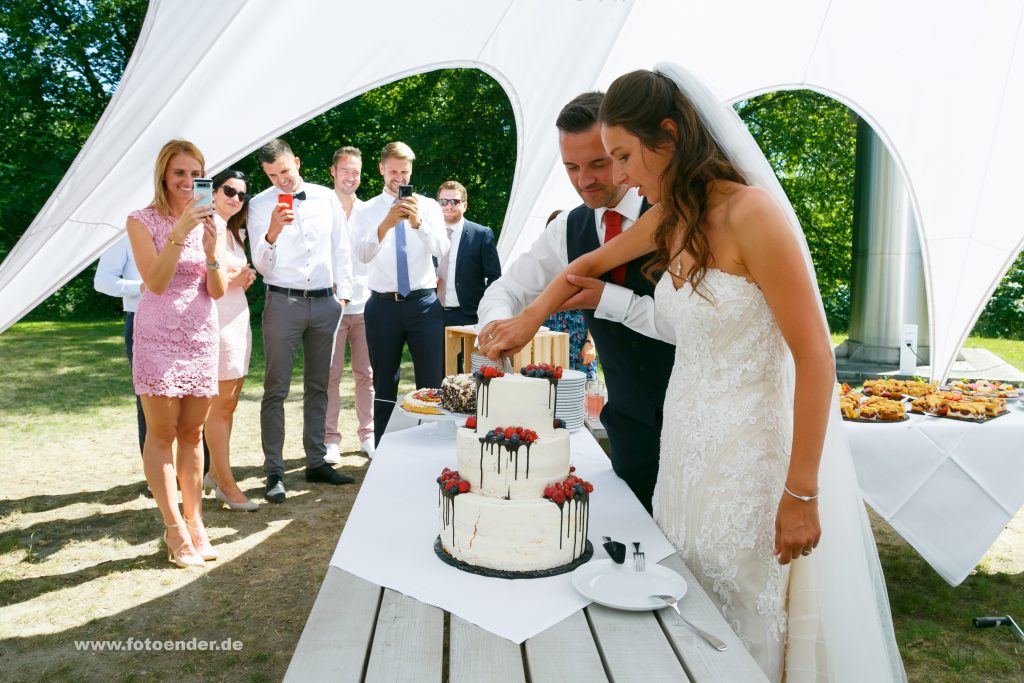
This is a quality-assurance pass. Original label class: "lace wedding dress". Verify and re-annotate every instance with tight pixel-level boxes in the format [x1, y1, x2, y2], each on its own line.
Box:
[646, 61, 906, 683]
[652, 267, 906, 683]
[653, 267, 792, 679]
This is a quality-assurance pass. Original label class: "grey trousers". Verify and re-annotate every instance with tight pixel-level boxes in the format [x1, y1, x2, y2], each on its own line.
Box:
[261, 290, 343, 476]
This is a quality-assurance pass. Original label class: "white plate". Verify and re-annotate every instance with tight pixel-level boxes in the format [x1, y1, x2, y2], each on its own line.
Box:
[572, 559, 687, 611]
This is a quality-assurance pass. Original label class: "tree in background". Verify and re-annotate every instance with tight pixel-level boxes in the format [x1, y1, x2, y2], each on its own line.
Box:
[0, 0, 147, 318]
[735, 90, 858, 332]
[3, 2, 1022, 337]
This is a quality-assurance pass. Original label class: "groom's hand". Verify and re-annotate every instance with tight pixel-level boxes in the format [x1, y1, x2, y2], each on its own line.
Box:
[557, 274, 605, 312]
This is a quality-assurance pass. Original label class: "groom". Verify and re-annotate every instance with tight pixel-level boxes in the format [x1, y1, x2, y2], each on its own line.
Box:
[477, 92, 675, 514]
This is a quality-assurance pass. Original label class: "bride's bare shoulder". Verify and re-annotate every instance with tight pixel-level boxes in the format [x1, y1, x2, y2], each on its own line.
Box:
[718, 184, 788, 239]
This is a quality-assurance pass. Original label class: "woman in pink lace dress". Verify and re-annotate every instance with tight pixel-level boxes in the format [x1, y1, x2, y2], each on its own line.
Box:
[203, 169, 259, 511]
[126, 139, 228, 568]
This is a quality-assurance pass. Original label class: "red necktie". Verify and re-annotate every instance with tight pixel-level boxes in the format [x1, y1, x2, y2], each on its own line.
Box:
[603, 210, 627, 285]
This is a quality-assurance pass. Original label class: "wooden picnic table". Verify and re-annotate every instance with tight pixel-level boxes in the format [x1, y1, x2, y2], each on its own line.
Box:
[285, 552, 768, 682]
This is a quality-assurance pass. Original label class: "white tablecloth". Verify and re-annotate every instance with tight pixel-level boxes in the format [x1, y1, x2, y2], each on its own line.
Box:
[330, 424, 676, 643]
[845, 405, 1024, 586]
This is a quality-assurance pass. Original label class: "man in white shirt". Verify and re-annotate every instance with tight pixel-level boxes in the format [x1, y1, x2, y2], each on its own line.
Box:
[324, 146, 376, 462]
[352, 142, 449, 445]
[477, 93, 675, 514]
[248, 139, 355, 502]
[94, 236, 147, 460]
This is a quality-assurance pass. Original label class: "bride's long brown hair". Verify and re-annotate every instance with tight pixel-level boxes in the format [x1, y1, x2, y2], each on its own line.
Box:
[599, 70, 747, 295]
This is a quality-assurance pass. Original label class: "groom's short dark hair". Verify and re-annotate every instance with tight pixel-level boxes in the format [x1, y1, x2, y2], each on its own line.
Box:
[556, 92, 604, 134]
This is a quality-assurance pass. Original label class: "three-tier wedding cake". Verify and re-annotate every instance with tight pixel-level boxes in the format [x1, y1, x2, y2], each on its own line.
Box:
[436, 365, 593, 575]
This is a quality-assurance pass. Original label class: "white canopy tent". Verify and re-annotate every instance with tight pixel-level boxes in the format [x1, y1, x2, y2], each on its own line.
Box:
[0, 0, 1021, 382]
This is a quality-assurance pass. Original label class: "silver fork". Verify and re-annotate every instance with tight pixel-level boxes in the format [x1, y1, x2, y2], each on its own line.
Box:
[651, 594, 729, 651]
[632, 541, 645, 571]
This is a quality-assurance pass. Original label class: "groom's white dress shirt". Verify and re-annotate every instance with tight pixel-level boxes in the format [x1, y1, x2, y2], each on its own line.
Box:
[478, 187, 673, 342]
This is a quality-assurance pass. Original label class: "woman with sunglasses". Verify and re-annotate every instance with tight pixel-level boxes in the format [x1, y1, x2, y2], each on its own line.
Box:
[202, 169, 259, 511]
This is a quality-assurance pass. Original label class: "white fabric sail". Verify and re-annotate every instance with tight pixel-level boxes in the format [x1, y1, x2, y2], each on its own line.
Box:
[0, 0, 1022, 384]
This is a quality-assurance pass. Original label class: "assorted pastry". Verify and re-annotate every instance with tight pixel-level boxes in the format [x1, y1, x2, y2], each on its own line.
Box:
[840, 394, 906, 421]
[910, 391, 1008, 420]
[944, 379, 1021, 399]
[401, 388, 444, 415]
[862, 379, 937, 399]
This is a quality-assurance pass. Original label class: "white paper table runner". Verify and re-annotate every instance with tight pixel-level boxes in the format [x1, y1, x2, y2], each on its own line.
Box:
[330, 424, 675, 643]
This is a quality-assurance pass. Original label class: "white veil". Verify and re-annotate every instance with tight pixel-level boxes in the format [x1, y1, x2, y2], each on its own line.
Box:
[653, 62, 907, 682]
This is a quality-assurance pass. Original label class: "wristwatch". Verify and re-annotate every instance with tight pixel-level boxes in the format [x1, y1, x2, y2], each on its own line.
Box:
[205, 259, 221, 270]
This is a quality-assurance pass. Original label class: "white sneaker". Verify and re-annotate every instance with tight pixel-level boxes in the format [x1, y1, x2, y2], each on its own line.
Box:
[360, 439, 376, 459]
[324, 443, 341, 464]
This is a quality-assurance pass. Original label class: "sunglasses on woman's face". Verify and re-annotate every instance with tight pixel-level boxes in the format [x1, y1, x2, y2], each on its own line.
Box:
[219, 186, 248, 201]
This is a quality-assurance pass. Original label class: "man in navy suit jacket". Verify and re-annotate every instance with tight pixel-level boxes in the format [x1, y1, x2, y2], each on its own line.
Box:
[436, 180, 502, 330]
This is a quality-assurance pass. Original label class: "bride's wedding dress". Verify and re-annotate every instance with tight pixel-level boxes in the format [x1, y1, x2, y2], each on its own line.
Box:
[645, 61, 907, 683]
[651, 267, 906, 682]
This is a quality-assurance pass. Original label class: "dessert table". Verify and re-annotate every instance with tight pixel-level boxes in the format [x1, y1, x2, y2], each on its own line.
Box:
[285, 424, 767, 682]
[844, 405, 1024, 586]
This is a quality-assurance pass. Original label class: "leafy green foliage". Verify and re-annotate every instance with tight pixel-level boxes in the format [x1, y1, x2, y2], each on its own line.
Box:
[0, 0, 147, 320]
[971, 250, 1024, 339]
[2, 1, 1022, 342]
[735, 90, 859, 331]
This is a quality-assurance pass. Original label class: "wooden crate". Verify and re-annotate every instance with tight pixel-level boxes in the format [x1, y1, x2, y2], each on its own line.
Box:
[445, 325, 570, 375]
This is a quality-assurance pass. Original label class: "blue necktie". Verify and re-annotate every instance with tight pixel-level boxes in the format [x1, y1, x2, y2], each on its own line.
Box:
[395, 220, 411, 297]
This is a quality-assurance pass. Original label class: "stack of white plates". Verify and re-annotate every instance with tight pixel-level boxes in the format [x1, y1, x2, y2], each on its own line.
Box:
[555, 369, 587, 431]
[470, 352, 502, 373]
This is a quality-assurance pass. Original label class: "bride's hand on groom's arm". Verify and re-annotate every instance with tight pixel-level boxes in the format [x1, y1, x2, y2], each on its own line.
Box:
[556, 274, 605, 312]
[773, 495, 821, 565]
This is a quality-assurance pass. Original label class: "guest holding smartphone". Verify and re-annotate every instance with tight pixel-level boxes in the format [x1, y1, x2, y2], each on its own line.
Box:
[126, 139, 227, 568]
[202, 170, 259, 511]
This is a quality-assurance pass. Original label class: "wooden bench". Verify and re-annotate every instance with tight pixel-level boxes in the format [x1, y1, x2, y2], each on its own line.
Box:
[285, 553, 768, 682]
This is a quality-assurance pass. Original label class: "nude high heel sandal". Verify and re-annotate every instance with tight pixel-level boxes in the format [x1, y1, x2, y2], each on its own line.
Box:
[163, 524, 205, 569]
[185, 517, 220, 561]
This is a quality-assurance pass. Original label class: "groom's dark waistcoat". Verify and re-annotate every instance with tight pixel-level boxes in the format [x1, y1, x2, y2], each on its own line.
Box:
[565, 202, 675, 427]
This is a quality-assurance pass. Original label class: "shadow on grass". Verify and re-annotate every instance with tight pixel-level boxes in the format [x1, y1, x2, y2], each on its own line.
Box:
[0, 456, 357, 610]
[0, 462, 366, 683]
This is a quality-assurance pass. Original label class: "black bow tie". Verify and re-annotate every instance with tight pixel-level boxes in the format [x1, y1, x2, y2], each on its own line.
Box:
[293, 191, 306, 201]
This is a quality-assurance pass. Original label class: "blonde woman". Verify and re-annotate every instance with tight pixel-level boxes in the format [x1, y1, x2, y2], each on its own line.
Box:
[126, 139, 227, 568]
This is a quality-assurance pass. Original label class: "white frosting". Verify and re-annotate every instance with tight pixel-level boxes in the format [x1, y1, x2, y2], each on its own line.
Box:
[437, 372, 590, 574]
[438, 490, 590, 572]
[456, 427, 570, 500]
[476, 374, 557, 437]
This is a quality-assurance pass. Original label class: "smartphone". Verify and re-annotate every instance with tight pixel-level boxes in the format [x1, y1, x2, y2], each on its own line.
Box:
[193, 178, 213, 210]
[398, 184, 414, 199]
[277, 193, 294, 211]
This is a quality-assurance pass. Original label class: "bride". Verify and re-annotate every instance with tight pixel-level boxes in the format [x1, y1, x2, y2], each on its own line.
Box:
[481, 64, 906, 682]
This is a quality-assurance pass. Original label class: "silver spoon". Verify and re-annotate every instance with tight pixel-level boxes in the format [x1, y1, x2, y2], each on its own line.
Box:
[651, 594, 729, 651]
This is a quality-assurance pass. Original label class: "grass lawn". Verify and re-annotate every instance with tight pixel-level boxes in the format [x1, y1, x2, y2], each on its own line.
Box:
[1, 321, 1022, 681]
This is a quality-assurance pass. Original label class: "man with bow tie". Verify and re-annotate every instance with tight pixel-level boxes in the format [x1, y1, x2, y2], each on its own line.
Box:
[352, 142, 449, 446]
[248, 139, 355, 503]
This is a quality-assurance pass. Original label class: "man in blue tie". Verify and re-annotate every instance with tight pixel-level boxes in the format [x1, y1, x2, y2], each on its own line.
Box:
[353, 142, 449, 445]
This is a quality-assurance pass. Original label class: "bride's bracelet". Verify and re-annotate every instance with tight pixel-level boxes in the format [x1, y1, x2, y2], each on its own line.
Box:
[784, 485, 819, 502]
